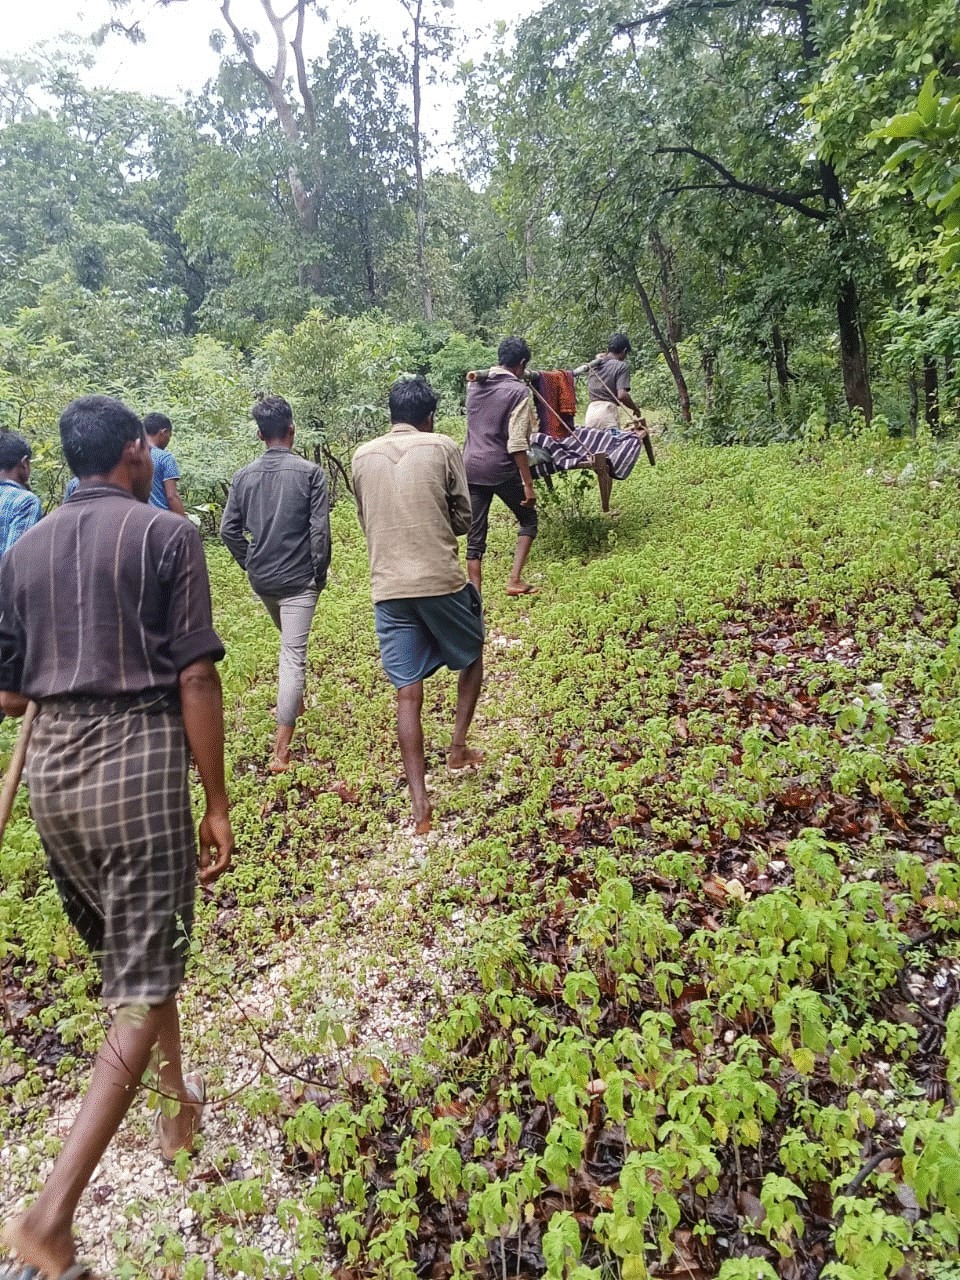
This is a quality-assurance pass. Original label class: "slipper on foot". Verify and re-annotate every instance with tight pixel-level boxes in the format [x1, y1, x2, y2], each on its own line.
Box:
[154, 1072, 206, 1165]
[505, 585, 540, 597]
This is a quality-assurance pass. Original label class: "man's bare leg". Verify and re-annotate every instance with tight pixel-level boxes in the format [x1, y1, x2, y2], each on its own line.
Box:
[396, 680, 431, 833]
[270, 721, 295, 772]
[506, 535, 536, 595]
[593, 454, 613, 513]
[153, 997, 204, 1159]
[4, 996, 191, 1278]
[448, 654, 484, 768]
[467, 557, 482, 594]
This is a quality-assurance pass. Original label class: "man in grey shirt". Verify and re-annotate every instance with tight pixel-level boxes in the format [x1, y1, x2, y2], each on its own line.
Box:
[221, 395, 331, 772]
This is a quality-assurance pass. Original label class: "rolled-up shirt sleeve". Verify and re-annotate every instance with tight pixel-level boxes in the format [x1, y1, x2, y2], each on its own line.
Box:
[164, 525, 225, 673]
[506, 394, 536, 456]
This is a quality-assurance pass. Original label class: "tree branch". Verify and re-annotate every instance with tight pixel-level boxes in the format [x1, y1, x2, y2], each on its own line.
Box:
[655, 144, 830, 220]
[291, 0, 317, 136]
[614, 0, 803, 33]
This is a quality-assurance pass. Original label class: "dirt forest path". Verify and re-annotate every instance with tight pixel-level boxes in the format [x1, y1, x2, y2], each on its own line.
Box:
[1, 579, 534, 1277]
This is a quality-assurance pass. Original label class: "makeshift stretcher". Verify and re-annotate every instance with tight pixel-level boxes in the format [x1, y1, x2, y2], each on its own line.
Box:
[465, 367, 654, 514]
[525, 368, 654, 513]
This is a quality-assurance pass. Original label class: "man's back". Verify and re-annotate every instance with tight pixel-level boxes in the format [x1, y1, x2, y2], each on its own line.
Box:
[587, 355, 630, 404]
[0, 485, 220, 699]
[464, 367, 532, 487]
[352, 425, 470, 602]
[221, 450, 329, 597]
[149, 444, 180, 510]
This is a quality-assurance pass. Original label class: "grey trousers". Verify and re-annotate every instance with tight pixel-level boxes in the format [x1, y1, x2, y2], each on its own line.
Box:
[256, 585, 319, 725]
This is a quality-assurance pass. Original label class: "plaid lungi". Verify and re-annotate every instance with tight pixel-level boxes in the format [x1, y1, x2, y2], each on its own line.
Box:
[25, 692, 196, 1005]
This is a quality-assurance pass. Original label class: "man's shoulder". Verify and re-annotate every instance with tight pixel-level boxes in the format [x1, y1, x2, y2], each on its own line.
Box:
[281, 451, 320, 472]
[159, 449, 180, 477]
[0, 482, 39, 509]
[237, 451, 320, 478]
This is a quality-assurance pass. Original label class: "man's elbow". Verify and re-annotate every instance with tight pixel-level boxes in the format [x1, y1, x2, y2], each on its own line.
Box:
[0, 691, 30, 716]
[179, 660, 221, 695]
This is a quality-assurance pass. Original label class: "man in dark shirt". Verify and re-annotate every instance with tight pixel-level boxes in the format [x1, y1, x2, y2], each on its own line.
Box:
[580, 332, 644, 429]
[463, 336, 539, 598]
[0, 395, 233, 1280]
[220, 395, 331, 772]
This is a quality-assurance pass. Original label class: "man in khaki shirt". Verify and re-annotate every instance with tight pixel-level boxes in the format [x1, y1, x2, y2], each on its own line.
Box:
[352, 377, 484, 835]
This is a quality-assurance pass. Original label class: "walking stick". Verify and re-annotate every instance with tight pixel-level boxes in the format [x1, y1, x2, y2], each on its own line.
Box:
[0, 699, 37, 846]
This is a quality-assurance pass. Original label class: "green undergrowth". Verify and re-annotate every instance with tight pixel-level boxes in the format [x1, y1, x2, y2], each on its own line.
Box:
[3, 426, 960, 1278]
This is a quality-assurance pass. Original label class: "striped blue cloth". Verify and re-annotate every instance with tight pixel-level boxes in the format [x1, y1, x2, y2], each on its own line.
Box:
[0, 479, 42, 555]
[530, 428, 647, 481]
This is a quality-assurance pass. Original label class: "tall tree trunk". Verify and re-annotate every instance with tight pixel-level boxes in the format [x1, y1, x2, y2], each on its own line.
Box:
[627, 263, 691, 423]
[924, 355, 941, 435]
[909, 371, 919, 439]
[702, 346, 716, 418]
[795, 0, 873, 423]
[357, 186, 377, 305]
[404, 0, 433, 322]
[772, 323, 792, 407]
[835, 270, 873, 424]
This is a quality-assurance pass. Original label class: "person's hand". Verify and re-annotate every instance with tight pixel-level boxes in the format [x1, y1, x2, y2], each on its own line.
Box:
[198, 809, 234, 885]
[521, 485, 537, 508]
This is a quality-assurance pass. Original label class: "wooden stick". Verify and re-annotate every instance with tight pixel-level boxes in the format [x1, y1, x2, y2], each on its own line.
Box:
[0, 700, 37, 846]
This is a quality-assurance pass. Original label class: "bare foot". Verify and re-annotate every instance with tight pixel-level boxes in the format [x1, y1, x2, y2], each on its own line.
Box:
[155, 1073, 205, 1164]
[2, 1212, 82, 1280]
[268, 755, 290, 774]
[448, 745, 485, 770]
[413, 801, 433, 836]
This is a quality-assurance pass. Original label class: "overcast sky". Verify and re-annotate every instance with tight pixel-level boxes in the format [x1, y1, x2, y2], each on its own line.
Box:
[2, 0, 534, 102]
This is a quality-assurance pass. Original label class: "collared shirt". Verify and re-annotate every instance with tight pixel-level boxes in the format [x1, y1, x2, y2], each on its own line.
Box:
[0, 484, 223, 699]
[149, 445, 181, 510]
[352, 424, 471, 603]
[220, 448, 331, 598]
[587, 355, 630, 405]
[0, 479, 42, 556]
[463, 366, 537, 487]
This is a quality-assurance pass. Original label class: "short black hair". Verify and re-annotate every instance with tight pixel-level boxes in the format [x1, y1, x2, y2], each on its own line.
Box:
[252, 394, 293, 442]
[143, 412, 172, 439]
[388, 376, 439, 426]
[0, 431, 32, 472]
[59, 395, 144, 478]
[497, 336, 531, 369]
[608, 333, 631, 356]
